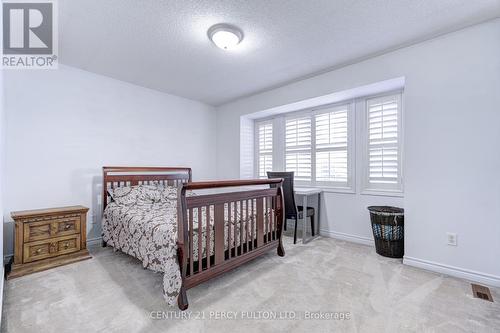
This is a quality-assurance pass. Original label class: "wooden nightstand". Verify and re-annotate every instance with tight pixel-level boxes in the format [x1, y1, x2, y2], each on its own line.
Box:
[8, 205, 92, 279]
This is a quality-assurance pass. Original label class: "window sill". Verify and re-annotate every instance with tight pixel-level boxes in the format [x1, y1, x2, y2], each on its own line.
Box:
[361, 189, 404, 198]
[297, 185, 356, 195]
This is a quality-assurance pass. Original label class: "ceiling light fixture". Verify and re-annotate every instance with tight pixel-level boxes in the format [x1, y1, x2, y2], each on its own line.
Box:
[208, 24, 243, 50]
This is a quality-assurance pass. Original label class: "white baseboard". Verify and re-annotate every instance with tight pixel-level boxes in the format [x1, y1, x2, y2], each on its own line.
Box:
[87, 236, 103, 247]
[403, 256, 500, 288]
[320, 229, 374, 247]
[3, 255, 11, 266]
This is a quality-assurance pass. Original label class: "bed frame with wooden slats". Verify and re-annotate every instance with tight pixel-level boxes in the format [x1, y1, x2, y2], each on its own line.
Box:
[101, 167, 285, 310]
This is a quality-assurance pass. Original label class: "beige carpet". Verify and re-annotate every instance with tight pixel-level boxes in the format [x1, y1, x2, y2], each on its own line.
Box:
[2, 236, 499, 333]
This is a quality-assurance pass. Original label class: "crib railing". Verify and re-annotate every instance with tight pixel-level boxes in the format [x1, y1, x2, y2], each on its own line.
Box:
[176, 178, 285, 310]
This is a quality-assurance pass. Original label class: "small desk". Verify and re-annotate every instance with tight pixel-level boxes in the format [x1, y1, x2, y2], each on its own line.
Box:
[294, 187, 322, 244]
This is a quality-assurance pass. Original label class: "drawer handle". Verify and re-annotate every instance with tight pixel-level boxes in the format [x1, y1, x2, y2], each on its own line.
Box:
[64, 224, 72, 229]
[63, 242, 69, 249]
[36, 248, 42, 254]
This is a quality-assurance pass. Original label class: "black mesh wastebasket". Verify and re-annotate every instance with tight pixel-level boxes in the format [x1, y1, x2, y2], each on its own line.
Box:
[367, 206, 404, 258]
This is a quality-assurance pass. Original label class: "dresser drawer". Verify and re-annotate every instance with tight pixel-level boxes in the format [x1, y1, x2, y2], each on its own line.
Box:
[53, 217, 81, 238]
[56, 236, 80, 254]
[23, 235, 81, 263]
[23, 216, 81, 242]
[23, 242, 52, 263]
[23, 221, 51, 242]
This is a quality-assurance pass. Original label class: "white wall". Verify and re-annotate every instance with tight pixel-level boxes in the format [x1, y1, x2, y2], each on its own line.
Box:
[216, 20, 500, 284]
[3, 65, 217, 255]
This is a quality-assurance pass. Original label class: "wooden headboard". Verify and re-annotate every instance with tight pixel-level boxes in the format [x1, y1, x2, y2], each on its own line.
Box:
[102, 166, 192, 210]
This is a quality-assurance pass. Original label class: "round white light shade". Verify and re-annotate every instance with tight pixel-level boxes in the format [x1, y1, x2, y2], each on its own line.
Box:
[208, 24, 243, 50]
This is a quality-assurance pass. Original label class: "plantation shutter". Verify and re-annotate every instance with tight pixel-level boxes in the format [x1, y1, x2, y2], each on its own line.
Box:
[285, 116, 311, 181]
[367, 95, 400, 186]
[315, 105, 349, 184]
[257, 121, 273, 178]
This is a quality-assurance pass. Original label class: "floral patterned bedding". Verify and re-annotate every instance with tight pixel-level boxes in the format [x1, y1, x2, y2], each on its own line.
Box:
[102, 185, 264, 306]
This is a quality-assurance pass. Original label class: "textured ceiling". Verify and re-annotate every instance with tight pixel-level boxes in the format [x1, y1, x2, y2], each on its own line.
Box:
[59, 0, 500, 106]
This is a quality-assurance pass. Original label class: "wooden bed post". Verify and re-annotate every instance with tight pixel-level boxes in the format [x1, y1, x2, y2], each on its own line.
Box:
[102, 167, 108, 248]
[176, 184, 189, 310]
[276, 183, 285, 257]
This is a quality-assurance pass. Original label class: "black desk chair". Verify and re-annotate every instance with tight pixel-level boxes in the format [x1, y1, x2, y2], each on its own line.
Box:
[267, 171, 315, 244]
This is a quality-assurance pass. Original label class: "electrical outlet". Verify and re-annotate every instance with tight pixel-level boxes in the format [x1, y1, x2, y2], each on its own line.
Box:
[447, 232, 457, 246]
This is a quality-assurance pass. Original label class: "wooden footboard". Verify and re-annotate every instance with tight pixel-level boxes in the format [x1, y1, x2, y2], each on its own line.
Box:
[176, 179, 285, 310]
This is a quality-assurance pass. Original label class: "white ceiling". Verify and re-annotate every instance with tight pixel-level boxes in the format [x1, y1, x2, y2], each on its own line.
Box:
[59, 0, 500, 106]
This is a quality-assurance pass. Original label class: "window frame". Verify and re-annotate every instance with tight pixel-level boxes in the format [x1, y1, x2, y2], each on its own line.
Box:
[254, 102, 355, 192]
[252, 90, 403, 196]
[312, 103, 355, 191]
[361, 91, 404, 196]
[254, 119, 274, 179]
[284, 112, 313, 184]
